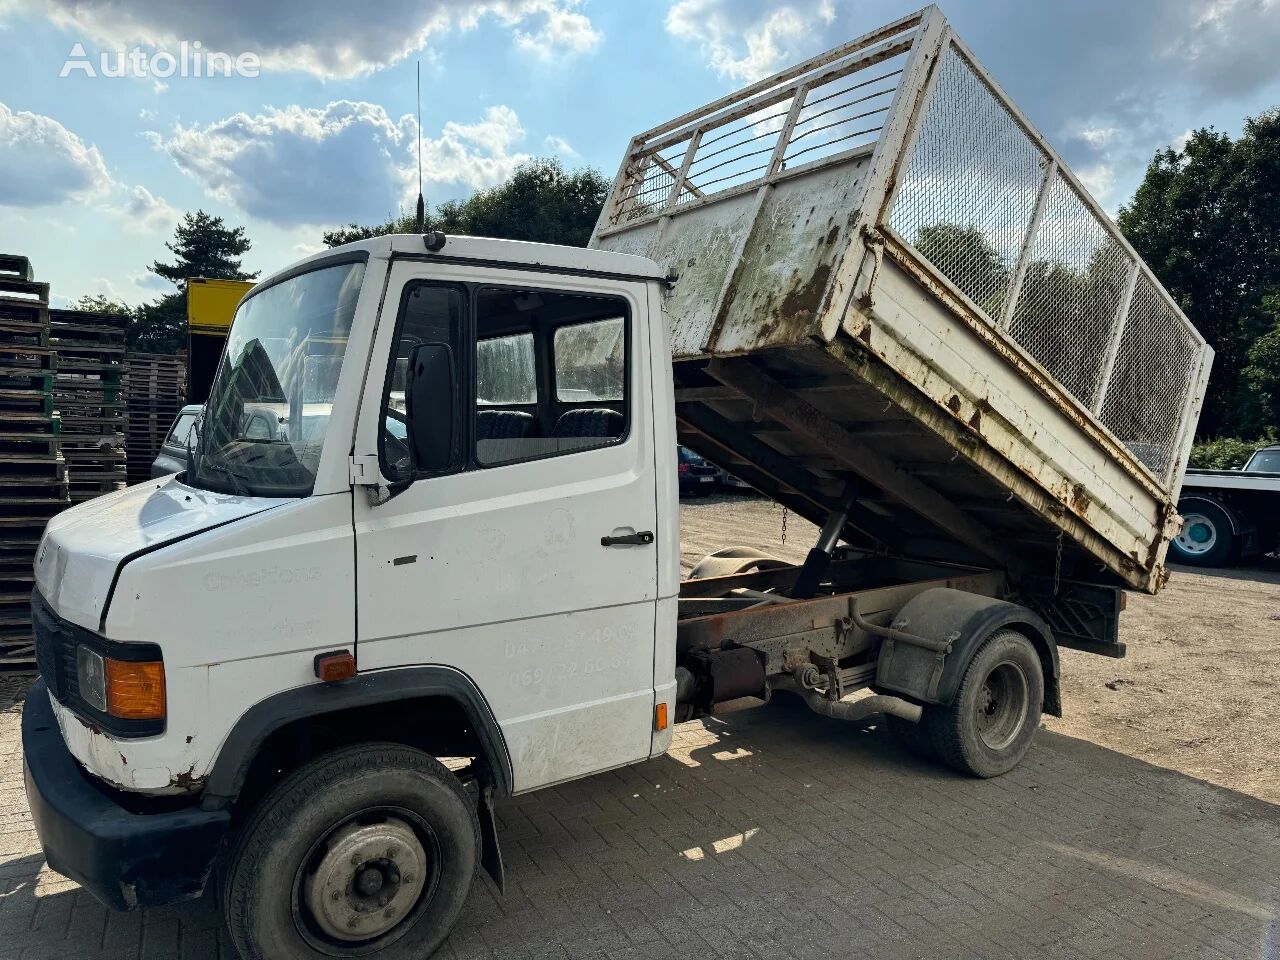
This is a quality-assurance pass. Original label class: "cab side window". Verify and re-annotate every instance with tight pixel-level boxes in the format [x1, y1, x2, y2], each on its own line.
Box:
[474, 287, 629, 467]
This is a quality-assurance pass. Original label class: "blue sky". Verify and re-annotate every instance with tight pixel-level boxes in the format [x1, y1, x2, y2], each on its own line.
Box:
[1, 0, 1278, 307]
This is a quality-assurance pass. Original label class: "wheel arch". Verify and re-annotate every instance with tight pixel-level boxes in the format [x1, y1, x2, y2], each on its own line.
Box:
[201, 666, 513, 813]
[875, 588, 1061, 717]
[1177, 494, 1247, 536]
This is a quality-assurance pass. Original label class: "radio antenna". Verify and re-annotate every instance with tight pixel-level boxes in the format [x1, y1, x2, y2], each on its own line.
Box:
[414, 60, 425, 233]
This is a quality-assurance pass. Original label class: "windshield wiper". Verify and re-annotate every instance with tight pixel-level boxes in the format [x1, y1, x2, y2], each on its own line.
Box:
[202, 461, 254, 496]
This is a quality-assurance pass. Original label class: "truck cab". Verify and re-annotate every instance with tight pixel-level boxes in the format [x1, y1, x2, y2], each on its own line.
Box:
[25, 234, 680, 955]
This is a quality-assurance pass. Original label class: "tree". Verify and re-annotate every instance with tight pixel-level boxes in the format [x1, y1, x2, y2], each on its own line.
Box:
[1117, 110, 1280, 438]
[913, 223, 1010, 318]
[69, 293, 131, 316]
[151, 210, 258, 289]
[323, 158, 609, 249]
[133, 210, 258, 354]
[1244, 295, 1280, 427]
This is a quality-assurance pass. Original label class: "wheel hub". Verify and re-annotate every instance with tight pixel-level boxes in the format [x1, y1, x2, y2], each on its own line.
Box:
[1175, 513, 1217, 556]
[974, 660, 1029, 751]
[302, 817, 427, 943]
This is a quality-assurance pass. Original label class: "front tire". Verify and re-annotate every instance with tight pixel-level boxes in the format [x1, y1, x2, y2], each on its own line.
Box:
[224, 744, 479, 960]
[1170, 499, 1236, 567]
[926, 630, 1043, 778]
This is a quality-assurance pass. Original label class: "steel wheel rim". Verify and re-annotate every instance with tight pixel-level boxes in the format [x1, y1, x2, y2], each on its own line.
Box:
[975, 660, 1030, 751]
[1175, 513, 1217, 556]
[291, 806, 441, 956]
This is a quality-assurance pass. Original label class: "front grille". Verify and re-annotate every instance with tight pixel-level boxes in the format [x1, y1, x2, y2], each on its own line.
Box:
[31, 591, 77, 703]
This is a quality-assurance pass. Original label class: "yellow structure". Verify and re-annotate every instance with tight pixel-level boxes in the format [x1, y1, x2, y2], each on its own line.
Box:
[186, 277, 255, 403]
[186, 277, 254, 335]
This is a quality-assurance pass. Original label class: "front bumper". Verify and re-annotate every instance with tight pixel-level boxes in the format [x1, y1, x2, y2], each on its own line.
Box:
[22, 681, 230, 910]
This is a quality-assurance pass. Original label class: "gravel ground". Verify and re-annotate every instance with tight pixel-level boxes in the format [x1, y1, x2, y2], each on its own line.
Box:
[679, 491, 1280, 804]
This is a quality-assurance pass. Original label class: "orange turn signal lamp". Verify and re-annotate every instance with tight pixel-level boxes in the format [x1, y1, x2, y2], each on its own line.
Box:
[104, 658, 166, 720]
[655, 701, 669, 732]
[314, 650, 357, 683]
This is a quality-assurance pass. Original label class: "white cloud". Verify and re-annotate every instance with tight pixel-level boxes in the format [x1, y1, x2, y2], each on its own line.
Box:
[131, 270, 174, 292]
[149, 100, 530, 227]
[32, 0, 600, 79]
[0, 102, 112, 207]
[115, 184, 179, 233]
[293, 241, 327, 258]
[665, 0, 834, 82]
[512, 0, 600, 59]
[544, 135, 578, 158]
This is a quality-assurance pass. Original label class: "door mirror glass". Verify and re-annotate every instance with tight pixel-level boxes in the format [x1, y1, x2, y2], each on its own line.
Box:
[406, 343, 455, 474]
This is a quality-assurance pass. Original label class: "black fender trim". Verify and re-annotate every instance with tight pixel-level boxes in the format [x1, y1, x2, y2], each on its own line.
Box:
[875, 588, 1061, 717]
[201, 665, 513, 809]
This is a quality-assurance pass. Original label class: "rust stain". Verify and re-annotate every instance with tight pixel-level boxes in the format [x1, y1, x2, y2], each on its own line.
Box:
[1069, 483, 1091, 515]
[171, 766, 204, 791]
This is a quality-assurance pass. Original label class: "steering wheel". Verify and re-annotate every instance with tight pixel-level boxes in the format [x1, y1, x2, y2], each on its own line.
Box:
[383, 408, 413, 478]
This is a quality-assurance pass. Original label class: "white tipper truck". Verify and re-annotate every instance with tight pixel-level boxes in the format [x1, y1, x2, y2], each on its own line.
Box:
[23, 8, 1211, 959]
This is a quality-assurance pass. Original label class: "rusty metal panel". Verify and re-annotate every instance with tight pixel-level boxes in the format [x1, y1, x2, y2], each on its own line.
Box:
[595, 6, 1212, 594]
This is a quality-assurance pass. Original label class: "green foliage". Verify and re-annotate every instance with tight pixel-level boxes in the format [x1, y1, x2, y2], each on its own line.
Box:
[70, 294, 131, 316]
[1118, 110, 1280, 438]
[151, 210, 258, 289]
[1188, 430, 1279, 469]
[130, 294, 186, 353]
[913, 223, 1009, 317]
[323, 158, 609, 249]
[123, 210, 259, 354]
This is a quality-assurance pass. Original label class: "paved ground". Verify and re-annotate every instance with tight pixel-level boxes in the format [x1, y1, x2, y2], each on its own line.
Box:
[1, 687, 1278, 960]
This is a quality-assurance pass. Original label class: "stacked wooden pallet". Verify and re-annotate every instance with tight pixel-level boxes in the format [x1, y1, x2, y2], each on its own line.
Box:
[50, 309, 127, 501]
[0, 254, 68, 666]
[124, 352, 186, 485]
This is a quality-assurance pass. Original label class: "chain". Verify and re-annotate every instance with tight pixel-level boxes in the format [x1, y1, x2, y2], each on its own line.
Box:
[781, 506, 789, 545]
[1053, 529, 1063, 596]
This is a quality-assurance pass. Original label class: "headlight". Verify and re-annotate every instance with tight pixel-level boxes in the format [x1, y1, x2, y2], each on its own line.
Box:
[76, 646, 106, 712]
[76, 645, 166, 721]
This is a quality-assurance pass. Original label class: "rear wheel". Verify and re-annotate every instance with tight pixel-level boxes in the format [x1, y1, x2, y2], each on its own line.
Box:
[224, 744, 479, 960]
[926, 630, 1043, 778]
[1170, 500, 1235, 567]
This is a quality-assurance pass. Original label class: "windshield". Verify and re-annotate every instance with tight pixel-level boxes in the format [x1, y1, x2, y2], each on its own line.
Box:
[188, 260, 365, 497]
[1245, 449, 1280, 473]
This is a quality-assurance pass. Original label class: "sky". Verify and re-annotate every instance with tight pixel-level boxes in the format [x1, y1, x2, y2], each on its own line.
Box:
[0, 0, 1278, 307]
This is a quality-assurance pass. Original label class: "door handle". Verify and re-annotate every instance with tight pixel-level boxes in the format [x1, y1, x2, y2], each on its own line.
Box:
[601, 530, 655, 547]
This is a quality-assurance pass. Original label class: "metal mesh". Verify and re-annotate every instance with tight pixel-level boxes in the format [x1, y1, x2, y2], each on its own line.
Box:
[888, 43, 1045, 320]
[1098, 273, 1201, 479]
[1006, 171, 1133, 408]
[617, 140, 690, 223]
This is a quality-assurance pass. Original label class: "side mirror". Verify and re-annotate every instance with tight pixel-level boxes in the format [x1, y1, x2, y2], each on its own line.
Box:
[405, 342, 456, 474]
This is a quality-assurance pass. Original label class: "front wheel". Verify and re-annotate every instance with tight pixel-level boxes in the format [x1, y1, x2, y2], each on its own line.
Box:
[224, 744, 479, 960]
[926, 630, 1044, 778]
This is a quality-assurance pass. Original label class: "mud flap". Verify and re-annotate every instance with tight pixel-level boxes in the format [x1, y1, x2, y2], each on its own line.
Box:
[478, 786, 505, 894]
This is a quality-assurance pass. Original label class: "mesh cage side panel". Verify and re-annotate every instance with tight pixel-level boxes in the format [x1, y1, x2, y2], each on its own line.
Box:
[1099, 273, 1200, 478]
[888, 43, 1045, 320]
[617, 141, 690, 223]
[1007, 171, 1133, 407]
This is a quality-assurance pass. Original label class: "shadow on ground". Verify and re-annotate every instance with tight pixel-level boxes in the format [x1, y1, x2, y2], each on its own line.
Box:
[2, 703, 1278, 960]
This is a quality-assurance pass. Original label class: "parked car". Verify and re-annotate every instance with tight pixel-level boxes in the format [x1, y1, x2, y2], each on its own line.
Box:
[150, 404, 202, 478]
[677, 446, 718, 496]
[717, 468, 754, 492]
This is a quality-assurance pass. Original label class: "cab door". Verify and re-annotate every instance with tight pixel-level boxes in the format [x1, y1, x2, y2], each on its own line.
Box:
[352, 258, 660, 792]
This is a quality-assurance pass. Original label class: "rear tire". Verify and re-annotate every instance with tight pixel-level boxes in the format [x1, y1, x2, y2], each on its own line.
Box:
[224, 743, 479, 960]
[926, 630, 1043, 778]
[1170, 499, 1235, 567]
